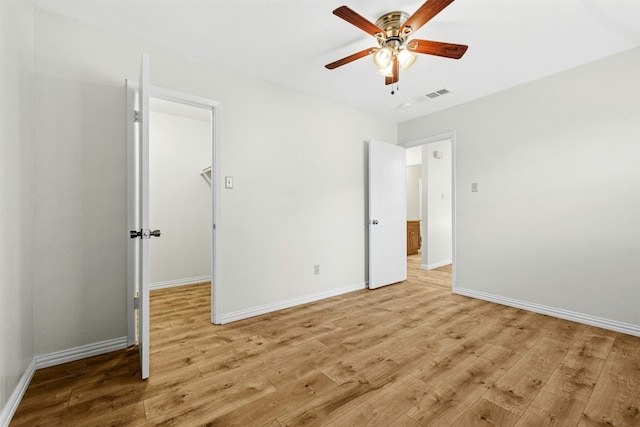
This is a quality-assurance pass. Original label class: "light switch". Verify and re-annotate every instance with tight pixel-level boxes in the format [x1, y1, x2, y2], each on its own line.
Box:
[225, 176, 233, 189]
[471, 182, 478, 192]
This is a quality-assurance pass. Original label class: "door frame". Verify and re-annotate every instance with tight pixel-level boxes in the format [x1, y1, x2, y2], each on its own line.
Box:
[126, 83, 222, 346]
[401, 131, 457, 291]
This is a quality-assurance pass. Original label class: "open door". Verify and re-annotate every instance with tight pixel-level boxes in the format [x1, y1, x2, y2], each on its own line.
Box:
[126, 83, 137, 347]
[368, 139, 407, 289]
[127, 54, 153, 379]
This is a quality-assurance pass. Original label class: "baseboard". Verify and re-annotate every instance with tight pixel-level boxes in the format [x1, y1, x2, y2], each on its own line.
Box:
[150, 275, 211, 291]
[221, 282, 367, 324]
[0, 359, 36, 427]
[455, 287, 640, 337]
[1, 336, 128, 427]
[35, 336, 129, 370]
[421, 259, 452, 270]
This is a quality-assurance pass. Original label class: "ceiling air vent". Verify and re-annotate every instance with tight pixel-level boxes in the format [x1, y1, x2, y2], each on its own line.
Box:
[415, 88, 451, 102]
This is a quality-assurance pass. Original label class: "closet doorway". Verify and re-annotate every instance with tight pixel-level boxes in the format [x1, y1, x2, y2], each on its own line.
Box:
[127, 83, 222, 356]
[148, 98, 212, 294]
[403, 132, 455, 288]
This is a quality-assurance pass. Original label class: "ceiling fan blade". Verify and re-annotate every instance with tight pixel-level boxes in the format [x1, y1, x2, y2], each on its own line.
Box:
[325, 47, 376, 69]
[385, 56, 399, 85]
[333, 6, 384, 37]
[407, 39, 468, 59]
[401, 0, 455, 35]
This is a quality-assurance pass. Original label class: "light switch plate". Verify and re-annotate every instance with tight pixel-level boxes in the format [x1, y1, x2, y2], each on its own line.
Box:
[225, 176, 233, 189]
[471, 182, 478, 192]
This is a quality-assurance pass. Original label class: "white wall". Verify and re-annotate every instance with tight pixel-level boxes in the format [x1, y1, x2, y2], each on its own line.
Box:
[32, 8, 396, 355]
[405, 165, 421, 221]
[421, 140, 452, 269]
[0, 0, 34, 420]
[149, 108, 211, 286]
[400, 48, 640, 332]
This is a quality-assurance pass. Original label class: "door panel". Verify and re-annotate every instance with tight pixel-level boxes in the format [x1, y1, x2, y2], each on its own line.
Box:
[126, 81, 138, 347]
[368, 139, 407, 289]
[126, 55, 151, 379]
[138, 54, 150, 379]
[126, 56, 150, 379]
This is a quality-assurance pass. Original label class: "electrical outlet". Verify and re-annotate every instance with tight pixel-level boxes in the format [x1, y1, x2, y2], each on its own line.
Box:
[314, 265, 320, 275]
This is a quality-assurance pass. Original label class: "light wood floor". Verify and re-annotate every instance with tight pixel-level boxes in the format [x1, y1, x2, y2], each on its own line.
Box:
[11, 256, 640, 426]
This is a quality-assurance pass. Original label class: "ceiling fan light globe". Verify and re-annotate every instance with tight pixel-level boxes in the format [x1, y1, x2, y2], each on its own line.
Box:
[373, 46, 393, 69]
[398, 49, 417, 71]
[376, 63, 394, 77]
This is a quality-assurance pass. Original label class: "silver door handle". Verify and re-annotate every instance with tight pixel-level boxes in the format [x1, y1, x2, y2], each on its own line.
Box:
[129, 229, 161, 239]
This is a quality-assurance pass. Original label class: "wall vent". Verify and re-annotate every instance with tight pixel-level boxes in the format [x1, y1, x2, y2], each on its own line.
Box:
[415, 88, 451, 101]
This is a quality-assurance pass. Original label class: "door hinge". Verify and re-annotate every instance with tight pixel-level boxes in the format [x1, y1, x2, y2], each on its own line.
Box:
[133, 110, 140, 123]
[134, 296, 140, 310]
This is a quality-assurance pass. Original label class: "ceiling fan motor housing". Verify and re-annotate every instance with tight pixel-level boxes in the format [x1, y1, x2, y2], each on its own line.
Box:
[375, 11, 410, 48]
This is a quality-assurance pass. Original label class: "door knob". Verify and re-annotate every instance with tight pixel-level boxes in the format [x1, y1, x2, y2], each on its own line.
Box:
[130, 229, 161, 239]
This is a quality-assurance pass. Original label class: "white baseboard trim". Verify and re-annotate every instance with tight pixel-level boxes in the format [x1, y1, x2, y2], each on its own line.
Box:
[421, 259, 452, 270]
[1, 336, 129, 427]
[221, 282, 367, 324]
[455, 287, 640, 337]
[35, 336, 129, 370]
[0, 359, 36, 427]
[150, 275, 211, 291]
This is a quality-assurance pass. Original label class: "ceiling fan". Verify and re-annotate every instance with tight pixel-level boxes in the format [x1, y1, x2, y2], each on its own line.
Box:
[325, 0, 468, 94]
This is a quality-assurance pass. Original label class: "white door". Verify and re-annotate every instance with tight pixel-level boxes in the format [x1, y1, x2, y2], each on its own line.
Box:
[126, 82, 137, 348]
[127, 54, 152, 379]
[138, 54, 151, 380]
[368, 139, 407, 289]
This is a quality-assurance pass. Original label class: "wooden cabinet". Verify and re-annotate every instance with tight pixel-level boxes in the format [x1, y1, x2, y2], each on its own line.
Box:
[407, 221, 421, 255]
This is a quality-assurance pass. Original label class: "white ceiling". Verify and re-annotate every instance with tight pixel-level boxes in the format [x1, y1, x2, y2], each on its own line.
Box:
[34, 0, 640, 123]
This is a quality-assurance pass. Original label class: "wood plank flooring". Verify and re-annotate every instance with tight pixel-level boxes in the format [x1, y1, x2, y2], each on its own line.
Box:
[11, 255, 640, 426]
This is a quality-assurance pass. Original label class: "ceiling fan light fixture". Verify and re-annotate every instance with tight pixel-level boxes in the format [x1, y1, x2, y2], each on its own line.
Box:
[326, 1, 467, 92]
[398, 49, 417, 71]
[376, 63, 394, 77]
[373, 46, 393, 69]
